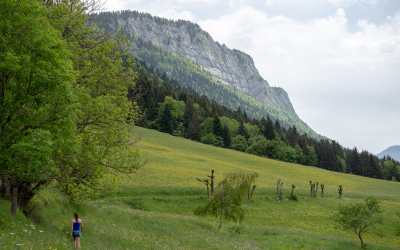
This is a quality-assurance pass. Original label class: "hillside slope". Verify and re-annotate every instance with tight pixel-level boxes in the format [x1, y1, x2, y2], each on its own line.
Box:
[1, 127, 399, 249]
[377, 145, 400, 161]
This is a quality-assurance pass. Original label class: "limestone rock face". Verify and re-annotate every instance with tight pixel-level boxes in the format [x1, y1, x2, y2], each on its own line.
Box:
[115, 15, 297, 117]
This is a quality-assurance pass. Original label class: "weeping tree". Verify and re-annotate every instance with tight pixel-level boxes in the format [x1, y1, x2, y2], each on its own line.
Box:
[194, 172, 258, 231]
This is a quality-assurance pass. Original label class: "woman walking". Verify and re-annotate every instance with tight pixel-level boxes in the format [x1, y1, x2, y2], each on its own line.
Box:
[71, 212, 83, 249]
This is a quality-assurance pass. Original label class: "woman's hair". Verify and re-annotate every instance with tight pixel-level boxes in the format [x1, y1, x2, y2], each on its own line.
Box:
[74, 212, 78, 219]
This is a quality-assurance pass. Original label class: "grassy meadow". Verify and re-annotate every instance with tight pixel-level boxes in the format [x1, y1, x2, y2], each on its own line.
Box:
[1, 127, 400, 249]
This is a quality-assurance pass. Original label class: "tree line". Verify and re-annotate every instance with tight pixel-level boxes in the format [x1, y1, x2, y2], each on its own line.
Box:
[131, 57, 400, 182]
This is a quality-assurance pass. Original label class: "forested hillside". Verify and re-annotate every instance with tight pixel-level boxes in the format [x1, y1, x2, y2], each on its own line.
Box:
[129, 57, 400, 182]
[90, 10, 322, 139]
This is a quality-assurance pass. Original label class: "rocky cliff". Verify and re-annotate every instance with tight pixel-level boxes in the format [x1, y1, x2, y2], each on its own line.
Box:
[99, 12, 297, 118]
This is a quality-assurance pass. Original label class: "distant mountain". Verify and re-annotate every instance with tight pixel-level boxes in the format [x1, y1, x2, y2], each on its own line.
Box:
[377, 145, 400, 161]
[92, 10, 324, 139]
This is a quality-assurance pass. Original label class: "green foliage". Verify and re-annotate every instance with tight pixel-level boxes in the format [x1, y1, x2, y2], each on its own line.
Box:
[306, 145, 318, 166]
[247, 135, 267, 147]
[214, 136, 224, 148]
[200, 117, 214, 138]
[284, 145, 298, 163]
[247, 125, 261, 138]
[194, 172, 258, 231]
[332, 197, 384, 249]
[231, 135, 248, 152]
[201, 133, 216, 145]
[294, 145, 305, 165]
[246, 140, 269, 156]
[158, 103, 174, 134]
[0, 0, 144, 211]
[0, 0, 76, 210]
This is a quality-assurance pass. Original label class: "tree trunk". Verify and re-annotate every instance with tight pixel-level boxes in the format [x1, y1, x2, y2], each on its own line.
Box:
[137, 190, 140, 209]
[321, 188, 324, 199]
[312, 184, 315, 198]
[280, 183, 283, 196]
[206, 184, 210, 201]
[315, 184, 318, 198]
[209, 170, 215, 198]
[310, 182, 313, 198]
[1, 174, 11, 200]
[249, 185, 256, 201]
[339, 193, 342, 199]
[359, 234, 364, 249]
[291, 189, 294, 199]
[218, 195, 225, 232]
[11, 187, 18, 215]
[277, 180, 280, 196]
[18, 181, 47, 214]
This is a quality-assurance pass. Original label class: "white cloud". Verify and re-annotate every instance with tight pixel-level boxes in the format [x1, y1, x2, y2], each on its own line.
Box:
[326, 0, 384, 6]
[200, 7, 400, 70]
[265, 0, 384, 7]
[199, 7, 400, 152]
[158, 9, 195, 21]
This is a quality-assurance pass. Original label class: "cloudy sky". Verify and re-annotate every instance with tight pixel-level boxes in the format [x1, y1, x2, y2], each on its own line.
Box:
[103, 0, 400, 154]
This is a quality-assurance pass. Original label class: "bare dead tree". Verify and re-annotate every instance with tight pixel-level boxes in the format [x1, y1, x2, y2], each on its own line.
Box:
[312, 183, 316, 198]
[315, 182, 319, 198]
[196, 178, 210, 200]
[277, 179, 281, 196]
[208, 170, 215, 198]
[291, 184, 296, 200]
[196, 170, 215, 200]
[320, 184, 324, 199]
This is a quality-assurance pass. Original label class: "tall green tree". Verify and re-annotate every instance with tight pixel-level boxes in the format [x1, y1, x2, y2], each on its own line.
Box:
[263, 115, 275, 140]
[0, 0, 76, 214]
[1, 0, 144, 212]
[222, 125, 231, 148]
[158, 103, 174, 134]
[49, 0, 144, 204]
[213, 115, 223, 137]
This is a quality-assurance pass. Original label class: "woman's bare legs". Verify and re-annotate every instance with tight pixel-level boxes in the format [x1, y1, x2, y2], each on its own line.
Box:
[77, 238, 80, 249]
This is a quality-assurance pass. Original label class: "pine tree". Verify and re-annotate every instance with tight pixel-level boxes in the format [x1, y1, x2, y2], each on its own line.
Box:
[222, 125, 231, 148]
[158, 103, 174, 134]
[213, 115, 223, 137]
[264, 115, 275, 140]
[238, 118, 249, 139]
[274, 119, 281, 131]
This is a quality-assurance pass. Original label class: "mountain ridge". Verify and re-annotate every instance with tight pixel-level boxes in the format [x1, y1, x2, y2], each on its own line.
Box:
[377, 145, 400, 161]
[93, 10, 322, 138]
